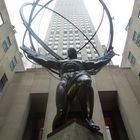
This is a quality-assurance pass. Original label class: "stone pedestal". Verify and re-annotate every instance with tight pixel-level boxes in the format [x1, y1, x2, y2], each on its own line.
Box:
[47, 121, 103, 140]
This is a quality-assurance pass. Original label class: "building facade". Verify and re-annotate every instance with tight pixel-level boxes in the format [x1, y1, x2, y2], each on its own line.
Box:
[0, 67, 140, 140]
[0, 0, 24, 99]
[121, 0, 140, 76]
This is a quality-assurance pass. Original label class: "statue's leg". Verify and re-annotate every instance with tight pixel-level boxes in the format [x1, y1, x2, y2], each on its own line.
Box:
[78, 82, 100, 131]
[78, 82, 94, 120]
[53, 81, 68, 130]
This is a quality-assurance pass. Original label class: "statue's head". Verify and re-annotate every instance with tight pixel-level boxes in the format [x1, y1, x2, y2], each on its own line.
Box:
[68, 48, 77, 59]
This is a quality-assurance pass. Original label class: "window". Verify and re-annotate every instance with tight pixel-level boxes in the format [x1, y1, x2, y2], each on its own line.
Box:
[62, 50, 67, 55]
[69, 31, 73, 34]
[10, 56, 17, 71]
[63, 45, 67, 50]
[91, 40, 96, 44]
[69, 34, 73, 37]
[0, 13, 4, 26]
[51, 30, 54, 34]
[75, 40, 80, 44]
[48, 41, 52, 46]
[87, 53, 92, 57]
[69, 40, 73, 44]
[64, 34, 67, 37]
[49, 37, 53, 41]
[89, 33, 93, 36]
[75, 36, 79, 40]
[69, 45, 73, 48]
[128, 51, 136, 65]
[55, 34, 59, 37]
[55, 37, 59, 41]
[50, 34, 53, 37]
[0, 73, 8, 91]
[84, 40, 88, 44]
[48, 45, 52, 48]
[75, 40, 80, 45]
[75, 30, 78, 34]
[95, 53, 98, 58]
[64, 31, 67, 34]
[76, 45, 80, 49]
[54, 41, 59, 45]
[87, 53, 92, 60]
[54, 50, 57, 53]
[132, 31, 140, 47]
[69, 37, 73, 40]
[56, 29, 60, 32]
[63, 40, 67, 45]
[86, 44, 90, 49]
[56, 31, 59, 34]
[86, 48, 91, 54]
[2, 37, 11, 52]
[77, 53, 82, 59]
[53, 45, 58, 50]
[64, 26, 67, 29]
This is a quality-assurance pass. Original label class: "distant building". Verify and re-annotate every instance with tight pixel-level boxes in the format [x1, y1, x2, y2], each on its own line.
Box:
[33, 0, 110, 69]
[0, 0, 24, 98]
[121, 0, 140, 76]
[39, 0, 105, 60]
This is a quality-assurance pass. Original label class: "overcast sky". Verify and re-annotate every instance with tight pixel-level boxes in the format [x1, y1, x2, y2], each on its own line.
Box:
[5, 0, 134, 65]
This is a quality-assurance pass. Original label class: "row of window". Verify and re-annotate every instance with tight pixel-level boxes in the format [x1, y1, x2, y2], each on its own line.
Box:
[1, 35, 17, 70]
[127, 11, 140, 66]
[0, 12, 16, 91]
[51, 24, 92, 35]
[53, 17, 89, 24]
[51, 47, 95, 60]
[1, 36, 17, 71]
[130, 30, 139, 66]
[48, 39, 95, 47]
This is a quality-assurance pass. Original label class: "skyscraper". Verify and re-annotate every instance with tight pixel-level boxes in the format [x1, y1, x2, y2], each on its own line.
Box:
[121, 0, 140, 76]
[42, 0, 104, 60]
[0, 0, 24, 96]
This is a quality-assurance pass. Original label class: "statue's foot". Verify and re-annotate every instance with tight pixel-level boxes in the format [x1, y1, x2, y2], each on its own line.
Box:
[53, 109, 65, 130]
[85, 119, 100, 132]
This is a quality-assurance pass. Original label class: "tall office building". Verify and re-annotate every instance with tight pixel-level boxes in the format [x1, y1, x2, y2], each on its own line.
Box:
[0, 0, 24, 97]
[41, 0, 105, 60]
[121, 0, 140, 76]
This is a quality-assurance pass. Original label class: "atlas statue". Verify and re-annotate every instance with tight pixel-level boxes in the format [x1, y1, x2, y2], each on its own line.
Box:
[21, 46, 115, 131]
[20, 0, 115, 132]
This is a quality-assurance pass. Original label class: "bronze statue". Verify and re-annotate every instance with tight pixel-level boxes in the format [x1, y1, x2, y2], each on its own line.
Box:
[21, 46, 115, 132]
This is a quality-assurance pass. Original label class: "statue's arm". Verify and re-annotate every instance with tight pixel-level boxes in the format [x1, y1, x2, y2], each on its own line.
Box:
[84, 49, 115, 70]
[20, 46, 61, 70]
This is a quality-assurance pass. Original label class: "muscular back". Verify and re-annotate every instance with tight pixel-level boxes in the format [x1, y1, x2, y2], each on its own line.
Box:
[60, 60, 85, 75]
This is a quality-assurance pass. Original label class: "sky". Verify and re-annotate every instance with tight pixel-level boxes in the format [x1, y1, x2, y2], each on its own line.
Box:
[4, 0, 134, 66]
